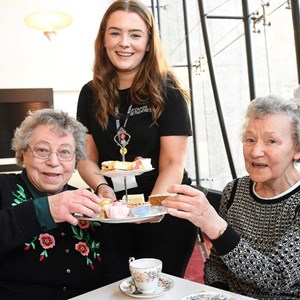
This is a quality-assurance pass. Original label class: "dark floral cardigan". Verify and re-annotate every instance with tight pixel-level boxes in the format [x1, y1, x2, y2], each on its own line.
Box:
[0, 171, 121, 300]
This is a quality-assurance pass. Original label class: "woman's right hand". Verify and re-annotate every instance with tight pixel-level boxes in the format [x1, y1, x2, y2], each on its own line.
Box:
[48, 189, 101, 226]
[162, 184, 227, 240]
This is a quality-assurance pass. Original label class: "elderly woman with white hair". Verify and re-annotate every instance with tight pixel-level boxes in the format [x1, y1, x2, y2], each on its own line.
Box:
[0, 109, 118, 299]
[163, 93, 300, 299]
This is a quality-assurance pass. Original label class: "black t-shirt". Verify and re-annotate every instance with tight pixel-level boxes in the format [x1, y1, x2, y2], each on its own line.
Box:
[77, 82, 197, 279]
[77, 81, 192, 198]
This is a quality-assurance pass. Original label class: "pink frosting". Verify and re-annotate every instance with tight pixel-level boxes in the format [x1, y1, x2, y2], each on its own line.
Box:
[106, 201, 130, 218]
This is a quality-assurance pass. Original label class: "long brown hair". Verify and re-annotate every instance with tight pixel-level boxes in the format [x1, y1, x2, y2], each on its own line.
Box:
[93, 0, 189, 129]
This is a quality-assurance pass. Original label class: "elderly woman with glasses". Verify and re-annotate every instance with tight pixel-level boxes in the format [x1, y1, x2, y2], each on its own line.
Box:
[0, 109, 118, 299]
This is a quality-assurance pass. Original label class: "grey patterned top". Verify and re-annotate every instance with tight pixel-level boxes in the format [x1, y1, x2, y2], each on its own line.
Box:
[204, 176, 300, 300]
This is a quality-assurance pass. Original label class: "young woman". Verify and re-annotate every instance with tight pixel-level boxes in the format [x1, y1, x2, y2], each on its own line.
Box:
[77, 0, 197, 278]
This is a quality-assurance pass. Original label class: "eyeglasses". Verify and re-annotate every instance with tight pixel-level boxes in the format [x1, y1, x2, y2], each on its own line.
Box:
[28, 146, 75, 162]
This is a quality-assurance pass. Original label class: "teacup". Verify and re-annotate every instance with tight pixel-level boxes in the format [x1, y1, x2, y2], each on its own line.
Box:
[129, 257, 162, 294]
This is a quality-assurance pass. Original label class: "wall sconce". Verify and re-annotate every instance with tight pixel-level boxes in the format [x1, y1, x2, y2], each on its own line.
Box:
[24, 10, 73, 41]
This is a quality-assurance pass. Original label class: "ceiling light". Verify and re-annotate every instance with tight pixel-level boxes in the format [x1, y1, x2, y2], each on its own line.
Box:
[24, 10, 73, 41]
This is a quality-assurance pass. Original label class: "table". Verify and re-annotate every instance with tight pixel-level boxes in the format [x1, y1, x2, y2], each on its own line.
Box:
[71, 273, 257, 299]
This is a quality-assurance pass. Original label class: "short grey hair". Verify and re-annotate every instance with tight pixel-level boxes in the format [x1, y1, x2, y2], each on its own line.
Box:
[242, 94, 300, 151]
[11, 108, 87, 166]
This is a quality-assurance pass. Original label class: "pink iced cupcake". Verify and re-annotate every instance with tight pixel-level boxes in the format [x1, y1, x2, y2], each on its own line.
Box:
[105, 201, 130, 219]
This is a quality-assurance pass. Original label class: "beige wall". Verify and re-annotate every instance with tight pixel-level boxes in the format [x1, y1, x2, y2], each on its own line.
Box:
[0, 0, 113, 116]
[0, 1, 114, 181]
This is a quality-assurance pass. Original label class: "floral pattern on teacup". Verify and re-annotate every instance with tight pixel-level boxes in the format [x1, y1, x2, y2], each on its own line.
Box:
[131, 269, 161, 283]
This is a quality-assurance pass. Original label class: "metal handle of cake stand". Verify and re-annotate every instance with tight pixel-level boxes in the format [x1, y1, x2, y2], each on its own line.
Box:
[123, 176, 128, 204]
[121, 149, 128, 204]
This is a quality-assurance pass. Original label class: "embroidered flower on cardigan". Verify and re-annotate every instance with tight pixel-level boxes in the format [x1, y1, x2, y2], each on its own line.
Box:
[75, 242, 90, 256]
[39, 233, 55, 261]
[39, 233, 56, 249]
[78, 219, 90, 229]
[72, 223, 101, 270]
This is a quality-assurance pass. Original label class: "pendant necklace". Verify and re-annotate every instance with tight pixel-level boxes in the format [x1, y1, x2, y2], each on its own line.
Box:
[114, 103, 133, 203]
[114, 103, 132, 160]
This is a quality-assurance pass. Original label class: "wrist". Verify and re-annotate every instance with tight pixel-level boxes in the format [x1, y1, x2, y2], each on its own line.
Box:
[95, 182, 109, 194]
[217, 224, 227, 238]
[211, 222, 228, 240]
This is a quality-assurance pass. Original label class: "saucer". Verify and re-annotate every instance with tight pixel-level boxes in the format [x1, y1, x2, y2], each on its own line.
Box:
[119, 274, 174, 298]
[180, 291, 242, 300]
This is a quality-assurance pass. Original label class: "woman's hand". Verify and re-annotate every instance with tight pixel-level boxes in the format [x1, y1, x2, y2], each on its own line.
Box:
[96, 184, 117, 200]
[48, 189, 101, 226]
[162, 184, 227, 240]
